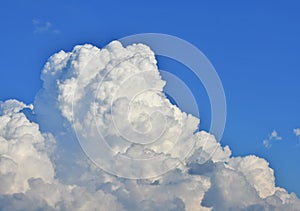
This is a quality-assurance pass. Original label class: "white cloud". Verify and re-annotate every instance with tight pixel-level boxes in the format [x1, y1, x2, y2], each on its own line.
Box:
[294, 128, 300, 138]
[0, 100, 55, 194]
[263, 130, 282, 148]
[0, 41, 299, 210]
[0, 100, 124, 210]
[271, 130, 282, 140]
[32, 19, 60, 34]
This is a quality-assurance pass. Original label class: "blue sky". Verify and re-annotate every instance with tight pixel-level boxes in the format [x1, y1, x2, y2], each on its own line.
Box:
[1, 0, 300, 196]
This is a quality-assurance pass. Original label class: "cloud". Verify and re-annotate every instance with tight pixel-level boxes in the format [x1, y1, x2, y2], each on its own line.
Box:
[270, 130, 283, 140]
[263, 130, 282, 148]
[1, 41, 300, 210]
[294, 128, 300, 138]
[0, 100, 55, 195]
[32, 19, 60, 34]
[0, 100, 123, 210]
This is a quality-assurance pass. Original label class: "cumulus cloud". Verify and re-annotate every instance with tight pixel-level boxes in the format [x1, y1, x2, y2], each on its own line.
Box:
[294, 128, 300, 138]
[0, 100, 124, 210]
[0, 41, 299, 210]
[263, 130, 282, 148]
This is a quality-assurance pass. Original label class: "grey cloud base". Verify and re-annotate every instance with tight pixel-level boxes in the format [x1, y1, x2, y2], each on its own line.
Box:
[0, 41, 299, 210]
